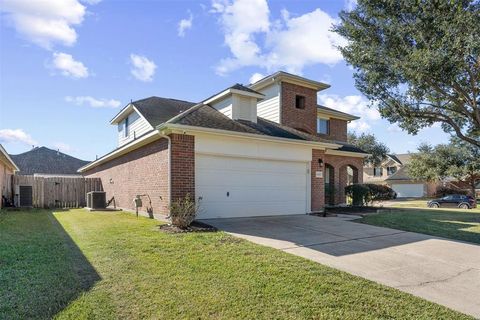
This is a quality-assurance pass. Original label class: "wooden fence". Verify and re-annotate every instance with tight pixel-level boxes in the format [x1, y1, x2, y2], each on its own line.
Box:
[12, 175, 103, 208]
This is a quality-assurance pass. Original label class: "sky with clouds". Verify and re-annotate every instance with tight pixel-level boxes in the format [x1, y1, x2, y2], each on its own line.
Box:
[0, 0, 450, 160]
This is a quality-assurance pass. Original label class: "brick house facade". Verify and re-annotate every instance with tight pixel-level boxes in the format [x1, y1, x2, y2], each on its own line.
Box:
[81, 71, 367, 217]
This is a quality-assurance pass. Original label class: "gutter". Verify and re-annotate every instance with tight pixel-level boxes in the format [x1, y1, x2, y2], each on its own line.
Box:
[157, 123, 342, 150]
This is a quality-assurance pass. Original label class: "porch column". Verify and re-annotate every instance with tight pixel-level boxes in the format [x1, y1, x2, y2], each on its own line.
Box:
[311, 149, 325, 212]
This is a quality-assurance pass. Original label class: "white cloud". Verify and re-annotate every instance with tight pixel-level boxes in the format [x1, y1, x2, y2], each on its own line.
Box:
[178, 12, 193, 37]
[0, 129, 37, 145]
[0, 0, 86, 49]
[387, 123, 402, 132]
[130, 54, 157, 82]
[51, 52, 89, 78]
[65, 96, 121, 108]
[318, 94, 381, 133]
[211, 0, 345, 75]
[249, 72, 264, 84]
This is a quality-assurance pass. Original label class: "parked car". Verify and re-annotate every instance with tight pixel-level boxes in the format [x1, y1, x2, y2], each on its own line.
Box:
[427, 194, 476, 209]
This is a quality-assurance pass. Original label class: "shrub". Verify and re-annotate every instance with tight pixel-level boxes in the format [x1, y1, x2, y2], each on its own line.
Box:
[435, 186, 469, 197]
[169, 194, 199, 229]
[345, 184, 396, 206]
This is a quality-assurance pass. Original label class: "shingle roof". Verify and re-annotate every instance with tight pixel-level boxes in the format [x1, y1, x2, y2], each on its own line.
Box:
[385, 165, 414, 181]
[131, 96, 196, 127]
[230, 83, 263, 95]
[167, 104, 363, 147]
[387, 154, 402, 164]
[10, 147, 89, 175]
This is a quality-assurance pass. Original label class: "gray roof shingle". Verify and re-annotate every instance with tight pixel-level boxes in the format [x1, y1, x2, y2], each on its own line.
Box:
[131, 96, 196, 127]
[10, 147, 89, 175]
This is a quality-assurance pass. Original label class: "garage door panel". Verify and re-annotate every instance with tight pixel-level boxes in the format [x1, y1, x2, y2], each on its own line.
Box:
[198, 186, 306, 202]
[197, 201, 306, 218]
[196, 154, 309, 219]
[391, 184, 424, 198]
[197, 172, 306, 188]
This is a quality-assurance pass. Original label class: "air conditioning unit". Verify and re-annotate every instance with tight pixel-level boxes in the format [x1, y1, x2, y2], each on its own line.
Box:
[86, 191, 106, 210]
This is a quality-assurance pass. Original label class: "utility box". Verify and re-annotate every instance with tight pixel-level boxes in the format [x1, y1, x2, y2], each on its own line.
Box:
[133, 196, 142, 208]
[86, 191, 106, 210]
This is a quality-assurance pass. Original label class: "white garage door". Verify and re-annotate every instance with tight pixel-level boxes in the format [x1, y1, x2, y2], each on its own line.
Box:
[391, 183, 424, 198]
[196, 154, 309, 219]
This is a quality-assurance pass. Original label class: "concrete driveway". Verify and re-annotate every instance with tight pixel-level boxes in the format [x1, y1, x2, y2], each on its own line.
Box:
[203, 214, 480, 318]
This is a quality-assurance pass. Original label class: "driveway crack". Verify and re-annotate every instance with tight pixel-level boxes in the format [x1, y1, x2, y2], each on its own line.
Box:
[396, 268, 476, 288]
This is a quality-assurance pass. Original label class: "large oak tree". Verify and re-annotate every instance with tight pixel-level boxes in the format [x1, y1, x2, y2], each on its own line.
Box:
[334, 1, 480, 147]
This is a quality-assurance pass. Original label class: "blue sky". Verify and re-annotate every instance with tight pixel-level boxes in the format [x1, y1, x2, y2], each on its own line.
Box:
[0, 0, 450, 161]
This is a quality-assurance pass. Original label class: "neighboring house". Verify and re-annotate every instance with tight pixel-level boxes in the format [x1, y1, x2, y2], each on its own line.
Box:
[79, 71, 368, 218]
[364, 154, 438, 198]
[0, 144, 19, 208]
[10, 146, 89, 176]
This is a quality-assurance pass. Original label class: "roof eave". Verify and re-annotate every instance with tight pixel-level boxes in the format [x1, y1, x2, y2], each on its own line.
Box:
[250, 71, 330, 92]
[156, 123, 341, 150]
[0, 144, 19, 172]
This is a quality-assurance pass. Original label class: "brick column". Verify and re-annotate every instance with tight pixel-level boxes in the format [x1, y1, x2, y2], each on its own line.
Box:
[169, 133, 195, 202]
[311, 149, 325, 212]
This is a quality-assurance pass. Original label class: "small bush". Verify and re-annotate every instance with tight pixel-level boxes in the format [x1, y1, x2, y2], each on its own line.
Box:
[345, 184, 396, 206]
[169, 194, 199, 229]
[435, 186, 469, 197]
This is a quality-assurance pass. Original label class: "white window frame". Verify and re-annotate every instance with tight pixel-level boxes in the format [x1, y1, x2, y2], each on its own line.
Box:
[317, 118, 329, 135]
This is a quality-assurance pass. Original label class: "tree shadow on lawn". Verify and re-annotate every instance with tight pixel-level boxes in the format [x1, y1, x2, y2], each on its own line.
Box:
[0, 210, 101, 319]
[361, 208, 480, 244]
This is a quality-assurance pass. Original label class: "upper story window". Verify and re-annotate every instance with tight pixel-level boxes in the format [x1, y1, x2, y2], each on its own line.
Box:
[124, 116, 129, 138]
[295, 95, 305, 109]
[387, 166, 397, 175]
[317, 118, 330, 135]
[373, 167, 383, 177]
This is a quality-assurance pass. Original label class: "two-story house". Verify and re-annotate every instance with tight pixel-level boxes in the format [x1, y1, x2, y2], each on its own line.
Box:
[79, 71, 367, 218]
[364, 154, 438, 198]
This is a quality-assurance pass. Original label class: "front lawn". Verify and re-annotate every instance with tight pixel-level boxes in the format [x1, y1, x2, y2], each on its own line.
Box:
[0, 209, 472, 319]
[359, 202, 480, 244]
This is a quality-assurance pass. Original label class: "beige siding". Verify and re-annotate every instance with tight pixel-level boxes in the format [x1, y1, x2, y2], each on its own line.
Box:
[257, 82, 280, 122]
[117, 111, 152, 146]
[211, 96, 233, 118]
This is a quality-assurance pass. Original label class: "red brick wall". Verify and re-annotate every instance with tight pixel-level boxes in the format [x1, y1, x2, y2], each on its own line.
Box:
[83, 138, 170, 214]
[311, 149, 325, 212]
[170, 133, 195, 201]
[324, 154, 364, 204]
[280, 82, 317, 135]
[328, 119, 348, 142]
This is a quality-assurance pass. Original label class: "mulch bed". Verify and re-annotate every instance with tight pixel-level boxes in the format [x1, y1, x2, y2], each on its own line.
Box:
[159, 220, 217, 234]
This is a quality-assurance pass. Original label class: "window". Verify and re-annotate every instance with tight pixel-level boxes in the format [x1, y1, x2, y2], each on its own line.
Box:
[295, 95, 305, 109]
[387, 166, 397, 175]
[373, 167, 383, 177]
[124, 116, 129, 138]
[317, 118, 330, 135]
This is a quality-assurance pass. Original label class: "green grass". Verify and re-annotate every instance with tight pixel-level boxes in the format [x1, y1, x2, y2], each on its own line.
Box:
[0, 209, 473, 319]
[359, 200, 480, 244]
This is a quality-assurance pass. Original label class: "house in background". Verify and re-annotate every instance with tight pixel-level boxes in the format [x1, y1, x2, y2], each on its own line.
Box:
[79, 71, 368, 218]
[10, 146, 89, 176]
[0, 144, 19, 208]
[9, 147, 91, 207]
[364, 154, 438, 198]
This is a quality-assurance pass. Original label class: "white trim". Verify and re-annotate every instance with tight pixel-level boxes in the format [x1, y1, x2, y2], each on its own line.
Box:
[325, 149, 370, 158]
[78, 131, 160, 172]
[203, 88, 264, 105]
[0, 144, 19, 172]
[110, 103, 134, 124]
[317, 109, 359, 121]
[250, 71, 330, 92]
[159, 123, 341, 150]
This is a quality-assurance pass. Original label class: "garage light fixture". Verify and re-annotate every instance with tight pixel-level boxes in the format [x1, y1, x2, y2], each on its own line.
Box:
[318, 159, 324, 167]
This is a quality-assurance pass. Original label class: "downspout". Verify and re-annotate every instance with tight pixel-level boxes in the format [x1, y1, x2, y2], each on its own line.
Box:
[156, 131, 172, 214]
